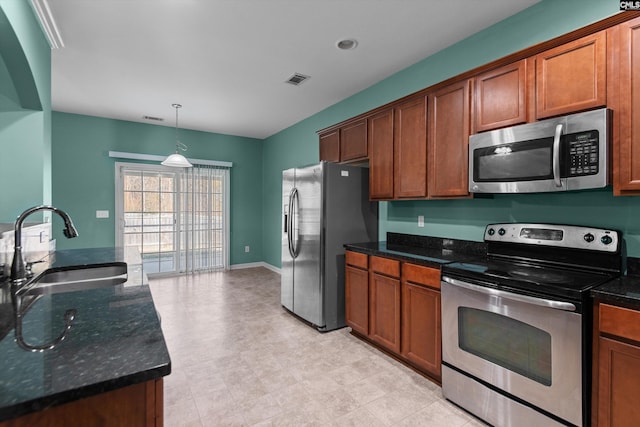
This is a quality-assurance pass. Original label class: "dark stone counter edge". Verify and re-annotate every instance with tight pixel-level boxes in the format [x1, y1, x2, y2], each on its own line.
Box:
[344, 243, 452, 269]
[0, 364, 171, 422]
[591, 276, 640, 311]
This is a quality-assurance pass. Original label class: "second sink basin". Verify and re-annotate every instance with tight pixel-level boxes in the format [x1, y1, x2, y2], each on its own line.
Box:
[20, 263, 128, 295]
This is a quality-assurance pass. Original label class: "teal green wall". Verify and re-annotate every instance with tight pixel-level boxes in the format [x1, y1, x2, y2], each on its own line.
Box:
[0, 0, 51, 222]
[262, 0, 640, 268]
[52, 112, 264, 266]
[9, 0, 640, 269]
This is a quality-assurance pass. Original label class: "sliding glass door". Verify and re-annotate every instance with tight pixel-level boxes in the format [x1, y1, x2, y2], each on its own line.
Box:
[115, 163, 229, 276]
[117, 166, 179, 274]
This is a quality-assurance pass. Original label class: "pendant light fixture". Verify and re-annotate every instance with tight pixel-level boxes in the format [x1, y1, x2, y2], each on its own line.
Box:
[161, 103, 193, 168]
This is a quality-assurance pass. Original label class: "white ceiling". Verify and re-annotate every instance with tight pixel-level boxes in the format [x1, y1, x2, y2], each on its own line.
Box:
[47, 0, 540, 139]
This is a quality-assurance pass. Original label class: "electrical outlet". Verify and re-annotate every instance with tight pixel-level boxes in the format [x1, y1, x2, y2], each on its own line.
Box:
[418, 215, 425, 228]
[245, 246, 250, 253]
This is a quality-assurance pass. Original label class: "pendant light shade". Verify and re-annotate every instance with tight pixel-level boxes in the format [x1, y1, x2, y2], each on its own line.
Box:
[162, 103, 193, 168]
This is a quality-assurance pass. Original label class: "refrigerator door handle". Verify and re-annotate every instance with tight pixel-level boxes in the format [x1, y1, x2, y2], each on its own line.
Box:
[288, 187, 299, 258]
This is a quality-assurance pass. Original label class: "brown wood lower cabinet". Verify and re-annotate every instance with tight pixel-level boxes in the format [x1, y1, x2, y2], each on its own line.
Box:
[369, 256, 401, 354]
[344, 251, 442, 382]
[345, 251, 369, 336]
[369, 271, 401, 354]
[401, 263, 441, 381]
[593, 302, 640, 427]
[0, 379, 163, 427]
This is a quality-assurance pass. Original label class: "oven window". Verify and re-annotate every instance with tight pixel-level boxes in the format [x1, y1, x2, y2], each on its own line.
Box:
[458, 307, 552, 386]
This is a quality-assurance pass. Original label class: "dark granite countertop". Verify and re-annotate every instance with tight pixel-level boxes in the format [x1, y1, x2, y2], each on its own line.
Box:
[344, 232, 486, 268]
[348, 233, 640, 312]
[591, 276, 640, 309]
[0, 247, 171, 422]
[591, 257, 640, 310]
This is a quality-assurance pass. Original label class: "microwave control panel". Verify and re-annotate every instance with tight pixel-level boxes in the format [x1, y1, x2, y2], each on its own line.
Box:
[565, 130, 599, 177]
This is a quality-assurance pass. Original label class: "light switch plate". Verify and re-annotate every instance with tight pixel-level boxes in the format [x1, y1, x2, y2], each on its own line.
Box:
[418, 215, 425, 227]
[96, 210, 110, 219]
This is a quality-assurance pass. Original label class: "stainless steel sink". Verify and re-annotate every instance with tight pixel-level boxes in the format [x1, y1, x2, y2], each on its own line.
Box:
[19, 263, 128, 296]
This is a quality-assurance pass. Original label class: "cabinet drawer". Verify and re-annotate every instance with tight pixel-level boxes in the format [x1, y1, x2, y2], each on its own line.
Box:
[346, 250, 368, 269]
[403, 263, 440, 290]
[599, 303, 640, 343]
[370, 256, 400, 278]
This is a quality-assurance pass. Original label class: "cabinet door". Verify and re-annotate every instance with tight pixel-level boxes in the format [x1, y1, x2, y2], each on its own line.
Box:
[319, 130, 340, 162]
[394, 96, 428, 198]
[535, 31, 607, 119]
[345, 264, 369, 336]
[340, 119, 368, 162]
[401, 282, 441, 379]
[597, 337, 640, 427]
[428, 80, 471, 198]
[616, 17, 640, 193]
[0, 380, 163, 427]
[369, 109, 395, 200]
[369, 272, 401, 353]
[474, 60, 527, 132]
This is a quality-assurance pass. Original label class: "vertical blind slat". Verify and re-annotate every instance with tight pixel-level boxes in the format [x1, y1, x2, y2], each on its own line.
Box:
[179, 164, 229, 273]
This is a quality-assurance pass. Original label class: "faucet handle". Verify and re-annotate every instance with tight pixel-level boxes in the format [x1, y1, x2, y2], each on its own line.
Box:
[25, 260, 45, 277]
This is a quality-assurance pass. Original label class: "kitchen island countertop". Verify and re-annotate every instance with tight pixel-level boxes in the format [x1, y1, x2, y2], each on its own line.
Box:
[0, 247, 171, 422]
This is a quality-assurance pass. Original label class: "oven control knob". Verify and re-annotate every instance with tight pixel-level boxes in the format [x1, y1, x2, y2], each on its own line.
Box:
[487, 228, 495, 236]
[498, 228, 506, 236]
[601, 235, 613, 245]
[584, 233, 595, 243]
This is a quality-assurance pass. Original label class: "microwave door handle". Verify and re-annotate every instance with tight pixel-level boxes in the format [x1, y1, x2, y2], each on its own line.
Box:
[441, 276, 577, 312]
[553, 123, 563, 188]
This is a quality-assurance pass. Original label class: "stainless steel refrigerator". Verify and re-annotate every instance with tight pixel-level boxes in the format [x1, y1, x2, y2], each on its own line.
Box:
[281, 161, 378, 331]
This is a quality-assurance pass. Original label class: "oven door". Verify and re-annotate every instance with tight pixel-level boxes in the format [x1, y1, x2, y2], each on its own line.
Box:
[441, 276, 583, 426]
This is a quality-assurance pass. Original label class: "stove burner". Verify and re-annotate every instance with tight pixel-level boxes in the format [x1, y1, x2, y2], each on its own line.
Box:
[507, 267, 572, 284]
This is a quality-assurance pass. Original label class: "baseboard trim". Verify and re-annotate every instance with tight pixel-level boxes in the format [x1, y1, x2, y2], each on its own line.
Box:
[230, 262, 281, 274]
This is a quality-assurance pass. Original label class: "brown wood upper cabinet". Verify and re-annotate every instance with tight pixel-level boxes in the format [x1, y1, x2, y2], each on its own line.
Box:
[319, 129, 340, 162]
[394, 96, 428, 199]
[614, 17, 640, 194]
[428, 80, 471, 198]
[533, 30, 607, 119]
[319, 119, 368, 164]
[340, 119, 368, 162]
[368, 109, 395, 200]
[474, 60, 528, 132]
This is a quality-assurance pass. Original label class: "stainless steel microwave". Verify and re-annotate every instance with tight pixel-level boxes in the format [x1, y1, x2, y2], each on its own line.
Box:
[468, 108, 611, 194]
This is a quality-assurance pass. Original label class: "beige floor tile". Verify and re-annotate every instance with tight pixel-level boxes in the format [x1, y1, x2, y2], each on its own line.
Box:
[332, 407, 388, 427]
[396, 399, 472, 427]
[150, 268, 487, 427]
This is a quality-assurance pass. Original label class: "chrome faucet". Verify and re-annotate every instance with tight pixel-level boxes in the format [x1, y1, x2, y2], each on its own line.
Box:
[11, 205, 79, 283]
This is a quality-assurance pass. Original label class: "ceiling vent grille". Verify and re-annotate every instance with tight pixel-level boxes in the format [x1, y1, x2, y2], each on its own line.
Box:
[143, 115, 164, 122]
[285, 73, 310, 86]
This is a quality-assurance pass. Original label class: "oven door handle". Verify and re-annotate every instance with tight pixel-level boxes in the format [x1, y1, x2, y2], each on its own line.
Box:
[441, 276, 577, 312]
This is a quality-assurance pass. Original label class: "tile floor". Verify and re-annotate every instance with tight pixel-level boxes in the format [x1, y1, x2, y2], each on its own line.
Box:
[149, 267, 488, 427]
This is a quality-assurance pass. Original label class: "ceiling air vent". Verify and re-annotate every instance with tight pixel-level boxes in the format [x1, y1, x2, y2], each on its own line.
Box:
[143, 115, 164, 122]
[285, 73, 310, 86]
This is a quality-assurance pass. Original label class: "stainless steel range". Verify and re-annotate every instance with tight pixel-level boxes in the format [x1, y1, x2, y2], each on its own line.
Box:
[440, 223, 623, 427]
